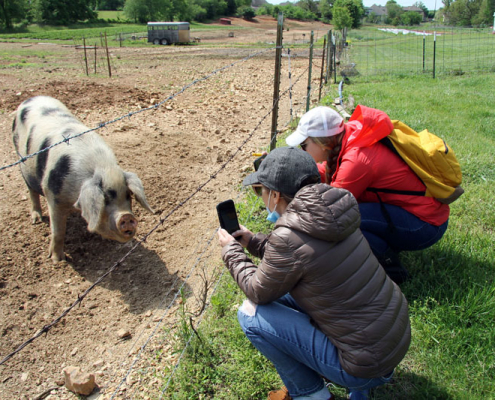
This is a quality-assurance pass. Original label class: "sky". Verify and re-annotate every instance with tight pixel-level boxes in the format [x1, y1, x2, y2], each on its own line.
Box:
[265, 0, 441, 12]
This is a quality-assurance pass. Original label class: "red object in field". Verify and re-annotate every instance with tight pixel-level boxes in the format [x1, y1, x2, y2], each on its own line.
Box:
[220, 18, 232, 25]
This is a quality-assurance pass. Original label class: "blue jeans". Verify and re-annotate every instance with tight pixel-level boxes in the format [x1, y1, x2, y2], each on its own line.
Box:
[237, 294, 393, 399]
[359, 202, 448, 259]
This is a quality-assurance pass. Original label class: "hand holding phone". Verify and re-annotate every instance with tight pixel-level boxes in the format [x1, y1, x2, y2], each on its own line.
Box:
[217, 200, 241, 238]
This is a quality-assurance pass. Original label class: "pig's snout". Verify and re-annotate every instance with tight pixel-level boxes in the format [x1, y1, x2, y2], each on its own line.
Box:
[118, 214, 137, 239]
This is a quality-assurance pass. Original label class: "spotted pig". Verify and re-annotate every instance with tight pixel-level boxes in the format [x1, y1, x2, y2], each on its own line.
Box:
[12, 96, 154, 262]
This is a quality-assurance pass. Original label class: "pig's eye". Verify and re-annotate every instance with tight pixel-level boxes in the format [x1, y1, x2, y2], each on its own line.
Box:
[104, 189, 117, 205]
[126, 191, 131, 201]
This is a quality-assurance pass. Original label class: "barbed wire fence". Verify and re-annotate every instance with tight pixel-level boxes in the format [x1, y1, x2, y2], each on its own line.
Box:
[0, 20, 343, 398]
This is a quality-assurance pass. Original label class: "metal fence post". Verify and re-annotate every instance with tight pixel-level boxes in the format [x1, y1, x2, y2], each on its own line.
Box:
[270, 12, 284, 151]
[319, 36, 326, 102]
[325, 30, 331, 83]
[433, 31, 436, 78]
[423, 31, 426, 71]
[333, 32, 337, 83]
[306, 31, 314, 112]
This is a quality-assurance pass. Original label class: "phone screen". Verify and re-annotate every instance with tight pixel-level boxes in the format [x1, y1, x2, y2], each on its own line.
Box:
[217, 200, 240, 235]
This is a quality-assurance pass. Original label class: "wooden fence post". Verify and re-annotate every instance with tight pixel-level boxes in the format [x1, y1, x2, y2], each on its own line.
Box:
[104, 32, 112, 78]
[83, 36, 89, 76]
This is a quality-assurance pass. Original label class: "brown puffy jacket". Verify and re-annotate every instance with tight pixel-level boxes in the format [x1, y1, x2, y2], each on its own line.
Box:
[221, 183, 411, 379]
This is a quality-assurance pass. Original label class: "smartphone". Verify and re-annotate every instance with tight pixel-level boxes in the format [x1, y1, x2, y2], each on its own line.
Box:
[216, 199, 241, 236]
[253, 154, 267, 172]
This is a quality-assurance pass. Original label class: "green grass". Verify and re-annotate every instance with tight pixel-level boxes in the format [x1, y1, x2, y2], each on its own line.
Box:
[163, 74, 495, 399]
[97, 10, 126, 21]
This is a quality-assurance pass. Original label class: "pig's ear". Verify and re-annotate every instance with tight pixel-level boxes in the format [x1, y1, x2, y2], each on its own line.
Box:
[74, 176, 105, 232]
[124, 171, 154, 214]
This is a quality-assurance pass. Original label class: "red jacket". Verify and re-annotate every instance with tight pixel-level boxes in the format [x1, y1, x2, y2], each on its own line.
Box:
[318, 105, 449, 226]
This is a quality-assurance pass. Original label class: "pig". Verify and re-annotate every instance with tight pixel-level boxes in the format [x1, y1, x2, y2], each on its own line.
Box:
[12, 96, 154, 262]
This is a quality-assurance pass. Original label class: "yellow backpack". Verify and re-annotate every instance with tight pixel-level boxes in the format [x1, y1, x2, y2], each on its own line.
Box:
[377, 120, 464, 204]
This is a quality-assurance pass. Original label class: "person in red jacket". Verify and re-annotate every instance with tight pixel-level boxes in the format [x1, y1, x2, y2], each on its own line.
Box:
[286, 106, 449, 284]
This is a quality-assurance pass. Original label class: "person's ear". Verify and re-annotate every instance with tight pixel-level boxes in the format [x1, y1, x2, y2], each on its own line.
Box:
[272, 190, 281, 204]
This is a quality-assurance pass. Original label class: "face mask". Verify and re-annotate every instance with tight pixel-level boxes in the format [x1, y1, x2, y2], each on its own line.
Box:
[266, 190, 281, 224]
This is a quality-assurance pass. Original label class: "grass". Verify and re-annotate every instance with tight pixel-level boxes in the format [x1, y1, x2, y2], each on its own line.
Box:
[162, 74, 495, 399]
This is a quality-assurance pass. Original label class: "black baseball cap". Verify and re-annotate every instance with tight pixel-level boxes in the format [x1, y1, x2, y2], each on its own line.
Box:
[243, 147, 320, 196]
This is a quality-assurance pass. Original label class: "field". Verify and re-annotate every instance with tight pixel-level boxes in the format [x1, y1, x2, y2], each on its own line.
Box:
[0, 16, 332, 399]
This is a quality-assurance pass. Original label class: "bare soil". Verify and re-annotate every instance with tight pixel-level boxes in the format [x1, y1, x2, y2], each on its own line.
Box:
[0, 16, 330, 399]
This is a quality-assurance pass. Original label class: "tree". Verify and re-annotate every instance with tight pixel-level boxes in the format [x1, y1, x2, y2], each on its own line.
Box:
[0, 0, 28, 29]
[239, 5, 255, 19]
[445, 0, 480, 26]
[298, 0, 319, 15]
[123, 0, 148, 22]
[472, 0, 494, 25]
[386, 0, 403, 20]
[98, 0, 125, 10]
[318, 0, 333, 21]
[413, 1, 428, 15]
[332, 5, 352, 30]
[400, 10, 422, 24]
[34, 0, 97, 24]
[333, 0, 364, 28]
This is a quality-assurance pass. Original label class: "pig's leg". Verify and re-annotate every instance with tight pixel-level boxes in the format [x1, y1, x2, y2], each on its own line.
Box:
[47, 202, 69, 262]
[29, 188, 43, 224]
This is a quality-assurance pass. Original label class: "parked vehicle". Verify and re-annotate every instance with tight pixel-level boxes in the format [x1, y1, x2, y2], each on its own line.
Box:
[147, 22, 190, 45]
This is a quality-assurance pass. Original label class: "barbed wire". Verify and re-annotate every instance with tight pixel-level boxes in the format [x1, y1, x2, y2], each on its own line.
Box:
[101, 225, 219, 396]
[108, 227, 221, 399]
[0, 47, 276, 173]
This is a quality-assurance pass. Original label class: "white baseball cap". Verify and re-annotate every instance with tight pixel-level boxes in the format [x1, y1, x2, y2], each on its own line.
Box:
[286, 106, 345, 147]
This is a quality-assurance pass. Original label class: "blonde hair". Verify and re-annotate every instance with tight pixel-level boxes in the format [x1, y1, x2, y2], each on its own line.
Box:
[310, 130, 345, 183]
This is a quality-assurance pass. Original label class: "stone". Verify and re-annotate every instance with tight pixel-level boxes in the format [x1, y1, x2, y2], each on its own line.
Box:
[63, 366, 96, 396]
[116, 328, 131, 339]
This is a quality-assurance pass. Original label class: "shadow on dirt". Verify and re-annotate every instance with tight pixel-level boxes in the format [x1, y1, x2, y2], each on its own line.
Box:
[62, 212, 189, 314]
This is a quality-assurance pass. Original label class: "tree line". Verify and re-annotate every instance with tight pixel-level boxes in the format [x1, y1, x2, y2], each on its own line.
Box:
[0, 0, 252, 28]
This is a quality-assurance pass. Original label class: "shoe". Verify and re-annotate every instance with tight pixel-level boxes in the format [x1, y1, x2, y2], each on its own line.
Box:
[378, 250, 410, 285]
[268, 387, 291, 400]
[267, 386, 335, 400]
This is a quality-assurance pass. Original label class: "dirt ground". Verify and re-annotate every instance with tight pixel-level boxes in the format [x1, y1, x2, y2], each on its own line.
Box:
[0, 16, 332, 399]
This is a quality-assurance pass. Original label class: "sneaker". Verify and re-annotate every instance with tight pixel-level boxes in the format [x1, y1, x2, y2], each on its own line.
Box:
[268, 387, 291, 400]
[267, 386, 335, 400]
[378, 250, 410, 285]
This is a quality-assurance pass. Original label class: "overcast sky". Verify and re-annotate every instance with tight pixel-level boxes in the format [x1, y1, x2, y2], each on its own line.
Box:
[265, 0, 442, 12]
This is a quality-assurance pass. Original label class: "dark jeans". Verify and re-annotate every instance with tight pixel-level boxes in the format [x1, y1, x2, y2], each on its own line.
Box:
[359, 202, 448, 260]
[238, 294, 393, 399]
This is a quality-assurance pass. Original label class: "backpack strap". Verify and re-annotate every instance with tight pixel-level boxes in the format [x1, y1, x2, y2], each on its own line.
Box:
[367, 190, 395, 232]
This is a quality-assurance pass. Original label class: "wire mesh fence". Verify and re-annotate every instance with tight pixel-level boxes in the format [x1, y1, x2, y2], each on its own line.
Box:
[338, 26, 495, 78]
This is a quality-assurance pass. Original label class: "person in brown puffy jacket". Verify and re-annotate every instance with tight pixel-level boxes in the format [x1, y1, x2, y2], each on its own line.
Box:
[217, 147, 411, 400]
